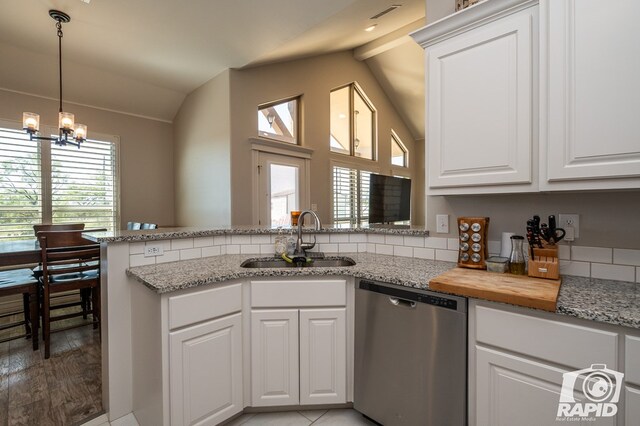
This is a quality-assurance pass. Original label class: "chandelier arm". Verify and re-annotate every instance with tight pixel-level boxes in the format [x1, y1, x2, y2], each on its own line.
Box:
[57, 20, 63, 113]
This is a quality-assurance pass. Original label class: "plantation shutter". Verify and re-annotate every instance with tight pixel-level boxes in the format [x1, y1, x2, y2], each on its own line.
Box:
[51, 138, 118, 231]
[0, 127, 42, 241]
[332, 165, 372, 225]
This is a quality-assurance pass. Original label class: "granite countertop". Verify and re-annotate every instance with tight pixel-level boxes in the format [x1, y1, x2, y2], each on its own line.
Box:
[127, 253, 640, 330]
[84, 225, 430, 243]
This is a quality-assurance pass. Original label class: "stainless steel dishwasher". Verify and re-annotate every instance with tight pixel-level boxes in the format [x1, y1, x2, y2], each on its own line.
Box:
[354, 279, 467, 425]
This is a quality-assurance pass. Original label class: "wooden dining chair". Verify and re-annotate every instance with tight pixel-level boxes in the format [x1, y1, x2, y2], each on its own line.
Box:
[0, 268, 38, 350]
[37, 229, 105, 359]
[33, 223, 85, 234]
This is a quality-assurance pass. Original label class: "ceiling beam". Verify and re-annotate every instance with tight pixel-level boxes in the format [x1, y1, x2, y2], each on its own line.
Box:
[353, 18, 426, 61]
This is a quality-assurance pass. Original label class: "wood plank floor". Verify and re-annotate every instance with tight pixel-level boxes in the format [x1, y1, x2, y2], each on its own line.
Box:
[0, 310, 103, 426]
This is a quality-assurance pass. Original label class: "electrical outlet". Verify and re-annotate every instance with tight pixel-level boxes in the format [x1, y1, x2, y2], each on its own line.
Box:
[436, 214, 449, 233]
[558, 214, 579, 239]
[144, 244, 164, 257]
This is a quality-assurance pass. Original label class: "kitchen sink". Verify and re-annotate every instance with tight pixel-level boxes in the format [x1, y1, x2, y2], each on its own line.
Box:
[240, 256, 356, 268]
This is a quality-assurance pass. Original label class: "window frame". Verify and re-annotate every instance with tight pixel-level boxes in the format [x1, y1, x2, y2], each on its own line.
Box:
[330, 82, 377, 161]
[391, 130, 409, 169]
[257, 95, 301, 145]
[0, 118, 121, 237]
[330, 159, 380, 226]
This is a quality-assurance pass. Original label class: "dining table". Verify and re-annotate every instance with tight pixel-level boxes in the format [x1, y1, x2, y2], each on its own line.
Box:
[0, 239, 41, 268]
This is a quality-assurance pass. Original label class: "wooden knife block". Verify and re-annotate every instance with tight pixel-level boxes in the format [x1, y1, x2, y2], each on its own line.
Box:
[528, 246, 559, 280]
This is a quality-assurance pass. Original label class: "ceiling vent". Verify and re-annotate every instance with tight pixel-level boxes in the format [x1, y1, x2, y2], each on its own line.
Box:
[369, 4, 402, 20]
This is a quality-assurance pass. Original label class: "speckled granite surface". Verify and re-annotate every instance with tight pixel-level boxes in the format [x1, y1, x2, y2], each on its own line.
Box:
[85, 225, 430, 243]
[126, 253, 640, 329]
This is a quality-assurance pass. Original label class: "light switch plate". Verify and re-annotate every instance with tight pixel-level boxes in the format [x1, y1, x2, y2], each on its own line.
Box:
[558, 214, 579, 239]
[436, 214, 449, 233]
[144, 244, 164, 257]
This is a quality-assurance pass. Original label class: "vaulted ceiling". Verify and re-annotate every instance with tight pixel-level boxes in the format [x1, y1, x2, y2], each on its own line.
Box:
[0, 0, 428, 136]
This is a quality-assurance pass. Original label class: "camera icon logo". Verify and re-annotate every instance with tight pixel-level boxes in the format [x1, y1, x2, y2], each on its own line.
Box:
[557, 364, 624, 419]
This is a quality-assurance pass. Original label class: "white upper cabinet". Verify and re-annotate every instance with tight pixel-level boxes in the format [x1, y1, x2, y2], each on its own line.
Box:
[541, 0, 640, 189]
[413, 0, 538, 194]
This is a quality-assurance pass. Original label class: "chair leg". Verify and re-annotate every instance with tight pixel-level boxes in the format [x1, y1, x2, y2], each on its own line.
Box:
[30, 290, 38, 351]
[81, 288, 89, 320]
[43, 289, 50, 359]
[92, 285, 101, 331]
[22, 293, 31, 338]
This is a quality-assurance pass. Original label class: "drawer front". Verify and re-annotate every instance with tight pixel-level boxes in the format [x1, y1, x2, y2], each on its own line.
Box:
[475, 304, 618, 369]
[169, 283, 242, 330]
[626, 336, 640, 386]
[251, 279, 346, 308]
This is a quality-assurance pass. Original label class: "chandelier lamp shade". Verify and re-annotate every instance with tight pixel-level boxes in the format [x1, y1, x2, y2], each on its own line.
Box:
[22, 10, 87, 148]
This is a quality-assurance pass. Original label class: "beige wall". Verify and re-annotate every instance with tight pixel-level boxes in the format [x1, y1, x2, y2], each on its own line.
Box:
[173, 71, 231, 226]
[229, 51, 421, 225]
[0, 89, 174, 229]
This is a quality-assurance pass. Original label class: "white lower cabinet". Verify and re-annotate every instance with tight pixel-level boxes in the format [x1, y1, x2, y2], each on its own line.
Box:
[250, 309, 300, 406]
[169, 313, 243, 426]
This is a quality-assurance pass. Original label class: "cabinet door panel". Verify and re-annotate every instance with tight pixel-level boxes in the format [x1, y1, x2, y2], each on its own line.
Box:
[299, 308, 347, 405]
[427, 8, 535, 188]
[546, 0, 640, 183]
[169, 313, 242, 426]
[476, 345, 615, 426]
[251, 309, 299, 406]
[626, 386, 640, 426]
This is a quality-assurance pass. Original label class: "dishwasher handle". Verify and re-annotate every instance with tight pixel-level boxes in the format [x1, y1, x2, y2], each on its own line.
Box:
[389, 297, 417, 309]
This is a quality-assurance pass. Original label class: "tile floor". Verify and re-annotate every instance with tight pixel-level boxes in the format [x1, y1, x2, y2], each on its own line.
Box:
[0, 308, 103, 426]
[225, 409, 378, 426]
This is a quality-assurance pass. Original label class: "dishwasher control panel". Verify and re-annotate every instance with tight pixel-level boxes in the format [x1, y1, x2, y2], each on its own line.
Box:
[417, 294, 458, 310]
[359, 280, 459, 311]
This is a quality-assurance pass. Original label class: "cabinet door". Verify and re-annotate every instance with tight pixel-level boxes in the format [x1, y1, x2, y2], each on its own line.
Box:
[426, 7, 535, 190]
[169, 313, 243, 426]
[299, 308, 347, 405]
[251, 309, 299, 407]
[626, 386, 640, 426]
[544, 0, 640, 187]
[476, 345, 615, 426]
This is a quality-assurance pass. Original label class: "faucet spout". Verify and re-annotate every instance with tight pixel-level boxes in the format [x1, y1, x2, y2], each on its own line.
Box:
[293, 210, 322, 258]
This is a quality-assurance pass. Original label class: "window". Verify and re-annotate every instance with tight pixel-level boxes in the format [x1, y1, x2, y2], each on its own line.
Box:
[332, 165, 372, 225]
[391, 131, 408, 167]
[330, 83, 376, 160]
[0, 123, 119, 241]
[258, 97, 299, 144]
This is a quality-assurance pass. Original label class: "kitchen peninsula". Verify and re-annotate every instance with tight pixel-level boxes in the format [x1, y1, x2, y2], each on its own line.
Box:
[87, 226, 640, 426]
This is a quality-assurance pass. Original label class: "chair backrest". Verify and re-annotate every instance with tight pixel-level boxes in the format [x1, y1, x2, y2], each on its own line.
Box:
[36, 228, 106, 249]
[39, 241, 101, 290]
[33, 223, 85, 236]
[127, 222, 142, 230]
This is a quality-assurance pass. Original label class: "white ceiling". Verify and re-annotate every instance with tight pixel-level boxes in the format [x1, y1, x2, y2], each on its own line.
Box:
[0, 0, 426, 122]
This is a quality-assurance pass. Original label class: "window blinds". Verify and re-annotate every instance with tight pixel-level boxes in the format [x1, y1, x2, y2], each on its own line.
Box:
[0, 128, 42, 241]
[51, 138, 117, 231]
[332, 165, 371, 225]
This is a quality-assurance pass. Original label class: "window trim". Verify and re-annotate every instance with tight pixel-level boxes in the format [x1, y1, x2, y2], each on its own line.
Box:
[330, 159, 380, 225]
[0, 117, 121, 233]
[391, 130, 409, 168]
[330, 82, 378, 161]
[257, 95, 302, 146]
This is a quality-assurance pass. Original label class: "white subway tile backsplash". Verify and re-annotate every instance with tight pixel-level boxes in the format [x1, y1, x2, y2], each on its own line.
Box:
[240, 245, 261, 254]
[193, 237, 214, 248]
[413, 247, 435, 260]
[591, 263, 635, 282]
[231, 235, 251, 245]
[358, 243, 368, 253]
[558, 244, 570, 260]
[202, 246, 221, 258]
[394, 246, 413, 258]
[319, 243, 338, 253]
[375, 244, 394, 256]
[315, 234, 331, 243]
[130, 254, 155, 267]
[339, 243, 358, 253]
[156, 251, 180, 264]
[251, 235, 271, 244]
[260, 244, 275, 255]
[330, 234, 350, 243]
[368, 234, 385, 244]
[180, 248, 201, 260]
[366, 243, 376, 253]
[129, 242, 145, 255]
[349, 234, 368, 243]
[171, 238, 194, 251]
[425, 237, 448, 249]
[559, 261, 590, 278]
[571, 246, 612, 263]
[436, 249, 458, 262]
[214, 236, 226, 246]
[637, 267, 640, 283]
[385, 235, 404, 246]
[613, 249, 640, 267]
[447, 238, 459, 251]
[404, 236, 424, 247]
[160, 240, 173, 251]
[226, 244, 240, 255]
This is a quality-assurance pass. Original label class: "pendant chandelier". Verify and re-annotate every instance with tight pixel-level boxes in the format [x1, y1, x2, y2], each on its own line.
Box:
[22, 10, 87, 148]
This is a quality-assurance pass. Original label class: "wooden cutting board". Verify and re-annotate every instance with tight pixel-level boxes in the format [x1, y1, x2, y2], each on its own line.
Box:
[430, 268, 562, 312]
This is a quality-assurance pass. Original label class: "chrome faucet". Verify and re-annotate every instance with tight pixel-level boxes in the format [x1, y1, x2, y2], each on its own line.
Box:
[293, 210, 322, 258]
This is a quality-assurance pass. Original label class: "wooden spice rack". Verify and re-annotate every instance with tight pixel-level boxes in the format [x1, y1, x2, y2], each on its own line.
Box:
[528, 246, 559, 280]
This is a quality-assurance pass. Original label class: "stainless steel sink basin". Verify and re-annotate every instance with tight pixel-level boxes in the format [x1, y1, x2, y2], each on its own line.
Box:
[240, 257, 356, 268]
